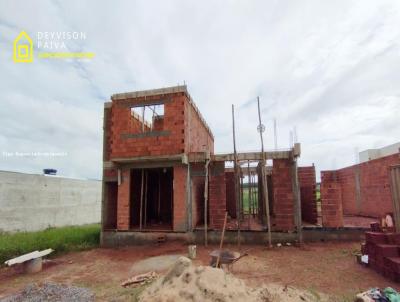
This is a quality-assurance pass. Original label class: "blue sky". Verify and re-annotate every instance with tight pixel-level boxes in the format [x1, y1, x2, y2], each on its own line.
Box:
[0, 0, 399, 180]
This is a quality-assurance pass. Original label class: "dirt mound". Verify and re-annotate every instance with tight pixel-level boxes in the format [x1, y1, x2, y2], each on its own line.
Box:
[139, 256, 328, 302]
[0, 282, 94, 302]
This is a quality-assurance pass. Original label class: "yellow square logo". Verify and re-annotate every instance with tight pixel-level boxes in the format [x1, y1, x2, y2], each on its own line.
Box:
[13, 31, 33, 63]
[18, 45, 29, 59]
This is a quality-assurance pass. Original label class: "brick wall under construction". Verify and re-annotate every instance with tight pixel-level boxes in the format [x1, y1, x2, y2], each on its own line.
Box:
[103, 87, 214, 233]
[320, 153, 400, 223]
[298, 166, 318, 224]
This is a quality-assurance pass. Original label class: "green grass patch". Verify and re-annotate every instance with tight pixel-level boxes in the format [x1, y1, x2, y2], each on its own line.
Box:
[242, 187, 259, 214]
[0, 224, 100, 264]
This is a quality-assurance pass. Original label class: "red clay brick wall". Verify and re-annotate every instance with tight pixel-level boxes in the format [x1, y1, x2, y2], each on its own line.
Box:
[190, 163, 206, 229]
[173, 165, 187, 232]
[225, 171, 237, 219]
[117, 169, 131, 230]
[209, 162, 226, 230]
[191, 176, 205, 229]
[272, 159, 295, 231]
[109, 93, 186, 159]
[185, 101, 214, 154]
[335, 166, 357, 216]
[103, 106, 112, 161]
[336, 153, 399, 217]
[108, 92, 214, 159]
[298, 166, 318, 224]
[320, 153, 400, 219]
[320, 171, 343, 227]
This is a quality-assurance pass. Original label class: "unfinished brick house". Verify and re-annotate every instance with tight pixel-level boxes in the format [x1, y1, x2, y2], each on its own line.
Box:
[101, 85, 318, 246]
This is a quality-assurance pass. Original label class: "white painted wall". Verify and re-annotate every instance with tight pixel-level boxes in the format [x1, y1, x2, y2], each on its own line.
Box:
[359, 142, 400, 163]
[0, 170, 101, 232]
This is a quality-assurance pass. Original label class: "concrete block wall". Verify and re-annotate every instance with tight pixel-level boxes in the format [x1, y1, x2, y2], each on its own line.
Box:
[298, 166, 318, 224]
[209, 162, 226, 229]
[0, 171, 101, 233]
[272, 159, 295, 231]
[320, 171, 343, 227]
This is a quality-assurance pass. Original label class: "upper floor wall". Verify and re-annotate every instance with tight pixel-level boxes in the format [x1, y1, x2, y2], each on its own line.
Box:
[103, 86, 214, 160]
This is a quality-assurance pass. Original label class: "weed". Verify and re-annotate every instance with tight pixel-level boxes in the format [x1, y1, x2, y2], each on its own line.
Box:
[0, 224, 100, 264]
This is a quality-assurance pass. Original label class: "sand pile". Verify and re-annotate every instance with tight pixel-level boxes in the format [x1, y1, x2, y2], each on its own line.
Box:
[139, 256, 328, 302]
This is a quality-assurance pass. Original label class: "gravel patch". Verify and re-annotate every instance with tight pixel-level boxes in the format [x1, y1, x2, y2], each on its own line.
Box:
[0, 282, 94, 302]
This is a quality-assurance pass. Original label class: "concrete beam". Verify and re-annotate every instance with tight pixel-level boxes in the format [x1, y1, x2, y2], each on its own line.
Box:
[212, 150, 292, 162]
[111, 154, 187, 164]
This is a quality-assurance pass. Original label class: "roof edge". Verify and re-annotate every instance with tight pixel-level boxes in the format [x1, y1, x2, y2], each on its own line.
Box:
[111, 85, 187, 100]
[110, 85, 214, 140]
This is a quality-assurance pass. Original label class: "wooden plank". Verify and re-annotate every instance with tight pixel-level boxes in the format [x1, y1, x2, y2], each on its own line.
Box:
[5, 249, 53, 266]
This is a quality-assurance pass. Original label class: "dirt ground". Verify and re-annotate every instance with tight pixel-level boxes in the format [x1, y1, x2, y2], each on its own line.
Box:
[0, 241, 398, 301]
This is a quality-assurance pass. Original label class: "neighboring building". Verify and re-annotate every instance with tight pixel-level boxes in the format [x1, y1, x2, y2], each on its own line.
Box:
[359, 142, 400, 163]
[0, 170, 101, 232]
[101, 85, 317, 246]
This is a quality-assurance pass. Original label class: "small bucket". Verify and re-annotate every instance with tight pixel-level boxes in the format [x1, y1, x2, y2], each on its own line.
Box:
[188, 245, 197, 259]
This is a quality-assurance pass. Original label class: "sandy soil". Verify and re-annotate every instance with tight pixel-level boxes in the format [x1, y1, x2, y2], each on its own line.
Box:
[0, 241, 398, 301]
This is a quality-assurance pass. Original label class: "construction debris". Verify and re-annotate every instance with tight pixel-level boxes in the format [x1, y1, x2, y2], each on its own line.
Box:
[4, 249, 54, 274]
[5, 249, 53, 266]
[1, 282, 94, 302]
[121, 271, 158, 287]
[139, 256, 329, 302]
[187, 245, 197, 259]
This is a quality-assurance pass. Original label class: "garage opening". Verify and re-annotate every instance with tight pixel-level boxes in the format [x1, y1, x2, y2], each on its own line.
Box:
[130, 167, 173, 230]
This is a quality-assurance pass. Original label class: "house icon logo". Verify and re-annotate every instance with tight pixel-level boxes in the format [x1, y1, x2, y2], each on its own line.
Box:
[13, 31, 33, 63]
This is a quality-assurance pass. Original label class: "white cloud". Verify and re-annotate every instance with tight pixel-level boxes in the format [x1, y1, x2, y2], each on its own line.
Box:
[0, 0, 399, 180]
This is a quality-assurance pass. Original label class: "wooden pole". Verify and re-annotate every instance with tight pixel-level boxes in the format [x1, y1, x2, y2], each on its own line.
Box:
[204, 159, 210, 246]
[139, 169, 144, 231]
[292, 158, 303, 245]
[240, 168, 243, 220]
[142, 106, 145, 132]
[247, 161, 251, 230]
[144, 170, 148, 228]
[216, 212, 228, 268]
[232, 104, 241, 247]
[257, 97, 272, 248]
[158, 171, 161, 221]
